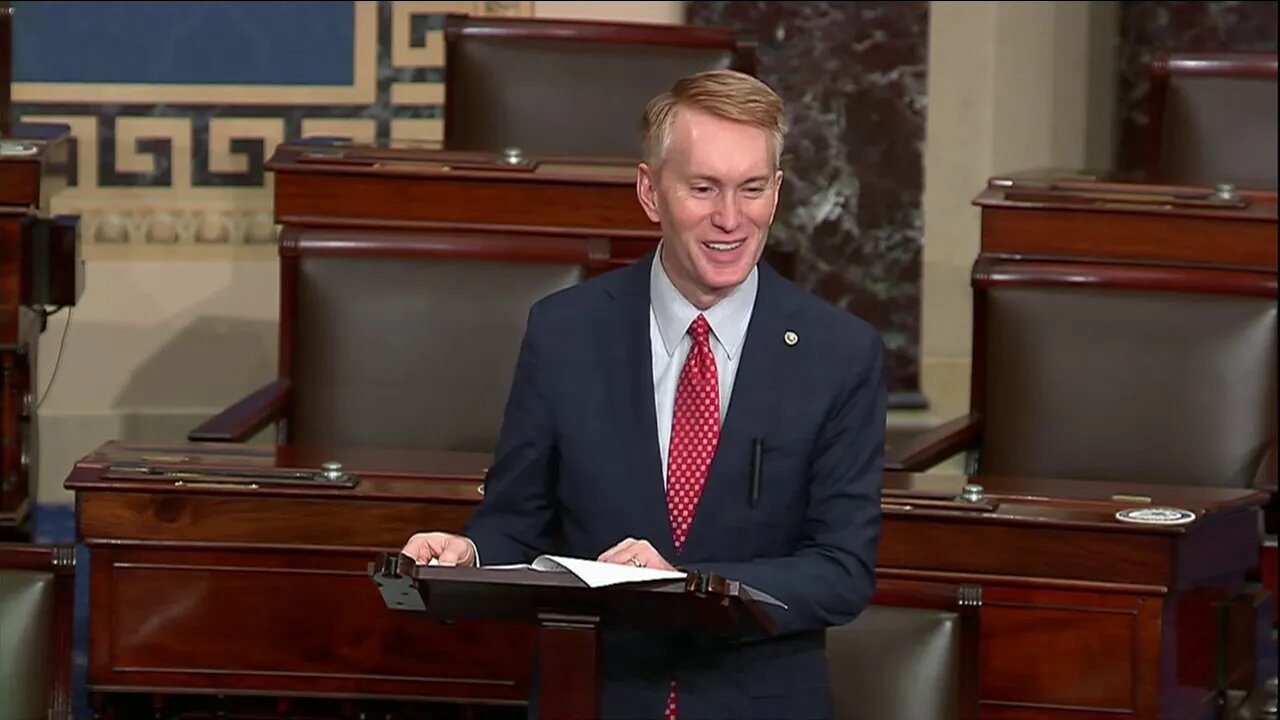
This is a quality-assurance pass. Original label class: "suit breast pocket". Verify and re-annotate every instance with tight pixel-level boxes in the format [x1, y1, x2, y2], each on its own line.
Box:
[754, 436, 811, 511]
[723, 436, 813, 554]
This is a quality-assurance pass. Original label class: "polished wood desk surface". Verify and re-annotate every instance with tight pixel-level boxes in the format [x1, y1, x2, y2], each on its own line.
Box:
[972, 168, 1278, 273]
[271, 141, 639, 185]
[977, 168, 1278, 219]
[71, 440, 1266, 528]
[266, 140, 657, 239]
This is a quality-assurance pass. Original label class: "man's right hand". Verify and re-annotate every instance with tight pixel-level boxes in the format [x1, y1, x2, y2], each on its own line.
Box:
[400, 532, 478, 567]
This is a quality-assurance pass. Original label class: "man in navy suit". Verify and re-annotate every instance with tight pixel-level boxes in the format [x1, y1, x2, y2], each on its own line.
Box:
[403, 69, 886, 720]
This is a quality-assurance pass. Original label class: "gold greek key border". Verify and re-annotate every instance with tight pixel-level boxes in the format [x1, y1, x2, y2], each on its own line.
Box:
[21, 1, 532, 261]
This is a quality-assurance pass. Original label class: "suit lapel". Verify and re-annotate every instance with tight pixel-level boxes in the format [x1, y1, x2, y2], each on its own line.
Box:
[602, 255, 677, 559]
[681, 264, 796, 557]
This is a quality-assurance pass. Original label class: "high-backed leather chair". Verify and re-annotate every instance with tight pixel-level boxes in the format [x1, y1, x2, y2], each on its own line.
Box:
[189, 225, 588, 452]
[826, 579, 981, 720]
[890, 258, 1277, 490]
[0, 543, 74, 720]
[889, 174, 1277, 495]
[1145, 51, 1278, 191]
[287, 249, 582, 451]
[983, 260, 1272, 488]
[443, 14, 756, 157]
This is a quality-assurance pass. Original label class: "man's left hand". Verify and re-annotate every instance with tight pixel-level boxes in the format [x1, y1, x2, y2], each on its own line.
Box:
[597, 537, 676, 571]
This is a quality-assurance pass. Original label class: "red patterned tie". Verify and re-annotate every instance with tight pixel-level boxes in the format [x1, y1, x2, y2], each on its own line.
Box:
[664, 314, 720, 720]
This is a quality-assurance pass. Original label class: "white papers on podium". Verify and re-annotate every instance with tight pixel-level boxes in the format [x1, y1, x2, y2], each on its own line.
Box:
[483, 554, 787, 608]
[485, 554, 685, 587]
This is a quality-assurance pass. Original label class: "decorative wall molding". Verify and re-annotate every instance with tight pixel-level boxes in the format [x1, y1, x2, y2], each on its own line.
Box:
[11, 1, 532, 260]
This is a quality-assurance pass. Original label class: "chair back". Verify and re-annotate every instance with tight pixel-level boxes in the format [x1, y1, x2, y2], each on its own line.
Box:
[826, 580, 981, 720]
[443, 14, 756, 157]
[0, 544, 73, 720]
[1147, 52, 1278, 191]
[288, 239, 582, 451]
[975, 258, 1277, 487]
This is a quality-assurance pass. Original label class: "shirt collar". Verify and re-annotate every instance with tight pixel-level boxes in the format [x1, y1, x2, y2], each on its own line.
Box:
[650, 244, 758, 360]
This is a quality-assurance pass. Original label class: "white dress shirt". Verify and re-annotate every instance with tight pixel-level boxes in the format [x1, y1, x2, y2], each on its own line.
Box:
[649, 248, 759, 485]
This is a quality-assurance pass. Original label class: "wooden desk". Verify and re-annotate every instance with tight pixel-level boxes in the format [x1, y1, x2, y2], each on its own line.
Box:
[68, 441, 1267, 719]
[269, 141, 661, 271]
[0, 123, 77, 535]
[265, 138, 796, 292]
[974, 168, 1277, 271]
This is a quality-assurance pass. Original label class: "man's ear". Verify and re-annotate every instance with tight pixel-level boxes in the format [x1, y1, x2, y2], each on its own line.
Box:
[767, 169, 784, 224]
[636, 163, 662, 223]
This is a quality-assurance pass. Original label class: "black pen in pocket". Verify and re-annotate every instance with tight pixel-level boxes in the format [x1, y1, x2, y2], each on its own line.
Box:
[750, 438, 763, 508]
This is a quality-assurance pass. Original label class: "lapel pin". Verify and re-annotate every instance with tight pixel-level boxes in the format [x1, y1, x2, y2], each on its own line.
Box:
[784, 330, 798, 346]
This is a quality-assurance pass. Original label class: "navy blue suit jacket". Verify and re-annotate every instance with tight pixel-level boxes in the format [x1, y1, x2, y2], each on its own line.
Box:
[465, 253, 886, 720]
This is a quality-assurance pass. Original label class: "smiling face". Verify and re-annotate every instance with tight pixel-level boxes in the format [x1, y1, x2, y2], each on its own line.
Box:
[636, 106, 784, 310]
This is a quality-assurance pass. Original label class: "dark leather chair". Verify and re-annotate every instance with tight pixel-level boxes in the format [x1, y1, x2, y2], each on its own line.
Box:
[284, 251, 582, 451]
[1145, 51, 1278, 191]
[888, 172, 1277, 494]
[826, 579, 981, 720]
[190, 226, 585, 452]
[443, 14, 756, 157]
[0, 543, 75, 720]
[889, 254, 1277, 492]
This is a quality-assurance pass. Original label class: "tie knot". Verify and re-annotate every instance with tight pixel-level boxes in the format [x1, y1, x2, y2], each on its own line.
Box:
[688, 314, 711, 345]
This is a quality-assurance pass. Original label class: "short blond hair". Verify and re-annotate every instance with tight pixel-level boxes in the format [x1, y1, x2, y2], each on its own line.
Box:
[641, 69, 787, 170]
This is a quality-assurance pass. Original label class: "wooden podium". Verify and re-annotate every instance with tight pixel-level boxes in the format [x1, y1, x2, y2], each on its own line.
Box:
[371, 554, 774, 720]
[67, 440, 1270, 719]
